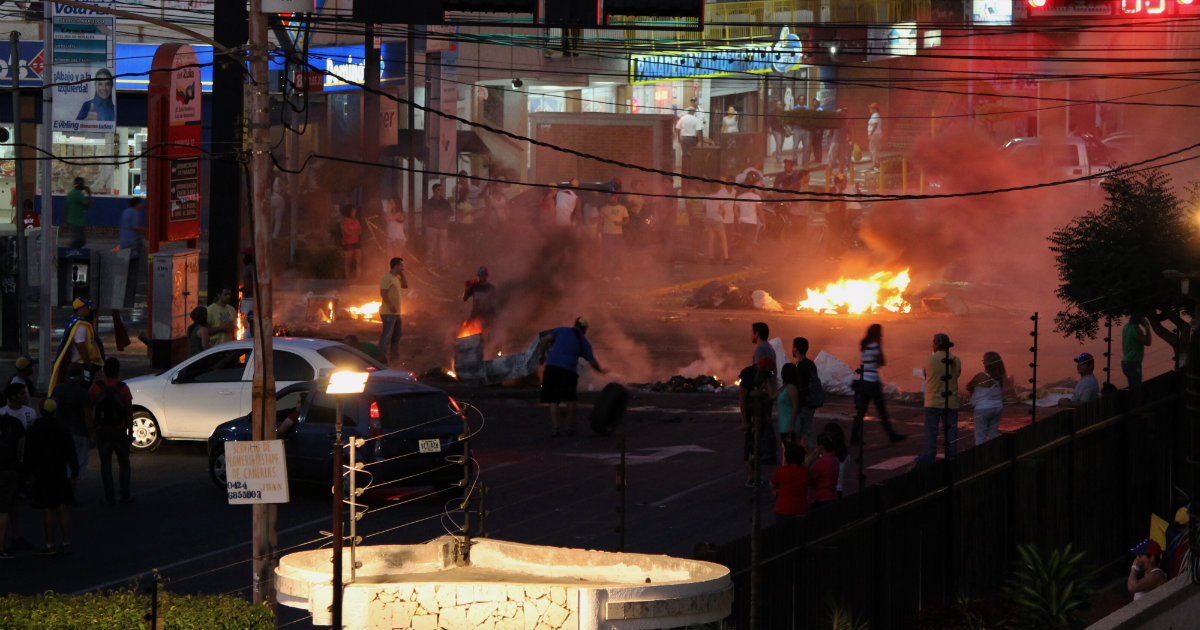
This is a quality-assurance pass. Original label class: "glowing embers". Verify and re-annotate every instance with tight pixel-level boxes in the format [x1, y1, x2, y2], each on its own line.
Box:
[796, 269, 913, 315]
[346, 301, 382, 322]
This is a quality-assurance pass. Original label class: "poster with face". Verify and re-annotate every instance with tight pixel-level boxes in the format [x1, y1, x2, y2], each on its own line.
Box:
[51, 13, 116, 134]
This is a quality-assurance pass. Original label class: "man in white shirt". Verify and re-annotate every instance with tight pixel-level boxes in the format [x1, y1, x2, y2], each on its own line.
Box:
[675, 107, 702, 155]
[704, 179, 734, 263]
[735, 174, 762, 251]
[554, 179, 580, 227]
[867, 102, 883, 171]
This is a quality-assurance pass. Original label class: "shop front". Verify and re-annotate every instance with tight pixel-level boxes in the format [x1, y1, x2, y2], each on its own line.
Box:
[0, 41, 213, 227]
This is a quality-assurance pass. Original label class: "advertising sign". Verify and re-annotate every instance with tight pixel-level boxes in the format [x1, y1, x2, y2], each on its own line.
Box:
[630, 27, 804, 84]
[148, 44, 203, 246]
[51, 4, 116, 134]
[224, 440, 290, 504]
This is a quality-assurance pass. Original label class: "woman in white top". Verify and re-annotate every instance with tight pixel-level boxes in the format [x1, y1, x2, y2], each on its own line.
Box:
[966, 351, 1006, 445]
[851, 323, 905, 445]
[721, 106, 739, 134]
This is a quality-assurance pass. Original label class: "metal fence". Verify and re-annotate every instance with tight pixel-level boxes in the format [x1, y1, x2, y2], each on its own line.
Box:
[714, 371, 1186, 629]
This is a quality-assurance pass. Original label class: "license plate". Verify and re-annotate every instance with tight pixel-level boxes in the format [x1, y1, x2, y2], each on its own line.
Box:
[418, 439, 441, 454]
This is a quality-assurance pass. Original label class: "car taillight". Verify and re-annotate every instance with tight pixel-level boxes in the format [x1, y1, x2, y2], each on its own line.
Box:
[368, 399, 381, 439]
[448, 396, 462, 415]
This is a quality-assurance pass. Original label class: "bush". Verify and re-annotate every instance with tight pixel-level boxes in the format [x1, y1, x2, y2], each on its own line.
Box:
[1006, 543, 1095, 630]
[0, 588, 274, 630]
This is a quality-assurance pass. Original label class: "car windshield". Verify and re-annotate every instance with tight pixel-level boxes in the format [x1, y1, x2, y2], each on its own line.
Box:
[317, 345, 386, 371]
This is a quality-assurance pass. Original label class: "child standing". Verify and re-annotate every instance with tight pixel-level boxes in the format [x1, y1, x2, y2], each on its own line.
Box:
[770, 443, 809, 523]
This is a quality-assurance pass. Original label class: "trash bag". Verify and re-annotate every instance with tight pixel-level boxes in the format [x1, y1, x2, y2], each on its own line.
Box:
[590, 382, 629, 436]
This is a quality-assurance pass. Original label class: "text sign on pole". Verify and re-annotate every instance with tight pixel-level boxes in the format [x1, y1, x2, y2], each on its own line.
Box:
[148, 44, 203, 244]
[224, 440, 290, 504]
[51, 0, 116, 134]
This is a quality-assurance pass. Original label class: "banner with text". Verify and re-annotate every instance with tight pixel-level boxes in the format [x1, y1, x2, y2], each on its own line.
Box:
[51, 1, 116, 134]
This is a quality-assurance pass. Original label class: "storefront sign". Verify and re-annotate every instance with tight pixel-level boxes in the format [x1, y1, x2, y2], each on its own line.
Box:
[148, 44, 203, 245]
[224, 440, 290, 504]
[868, 23, 918, 59]
[51, 6, 116, 134]
[380, 98, 399, 145]
[268, 43, 406, 92]
[630, 27, 804, 84]
[0, 42, 213, 91]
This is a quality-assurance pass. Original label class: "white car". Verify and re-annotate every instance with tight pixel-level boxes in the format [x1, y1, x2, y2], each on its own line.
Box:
[125, 338, 403, 451]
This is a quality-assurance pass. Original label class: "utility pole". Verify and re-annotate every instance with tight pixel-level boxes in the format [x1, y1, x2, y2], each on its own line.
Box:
[247, 0, 278, 612]
[363, 23, 380, 234]
[36, 2, 53, 391]
[10, 31, 27, 358]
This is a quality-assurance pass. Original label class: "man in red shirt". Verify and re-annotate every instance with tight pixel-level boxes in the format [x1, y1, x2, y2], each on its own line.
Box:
[88, 358, 133, 505]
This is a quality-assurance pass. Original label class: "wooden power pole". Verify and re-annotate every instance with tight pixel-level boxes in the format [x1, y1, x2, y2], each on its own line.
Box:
[247, 0, 279, 612]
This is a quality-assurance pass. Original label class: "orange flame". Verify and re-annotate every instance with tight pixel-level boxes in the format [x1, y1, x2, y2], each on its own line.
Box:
[347, 301, 382, 322]
[458, 318, 483, 339]
[797, 269, 913, 315]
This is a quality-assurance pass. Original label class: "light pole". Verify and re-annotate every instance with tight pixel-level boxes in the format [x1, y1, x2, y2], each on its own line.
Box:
[326, 370, 369, 630]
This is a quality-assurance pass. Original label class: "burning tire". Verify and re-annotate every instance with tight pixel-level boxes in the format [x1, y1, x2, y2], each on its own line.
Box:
[589, 383, 628, 436]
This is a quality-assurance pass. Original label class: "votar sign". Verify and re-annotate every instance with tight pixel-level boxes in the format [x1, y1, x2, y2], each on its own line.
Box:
[53, 0, 115, 17]
[630, 27, 804, 84]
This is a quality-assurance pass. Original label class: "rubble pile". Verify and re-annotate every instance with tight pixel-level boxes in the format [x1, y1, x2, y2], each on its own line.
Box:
[639, 375, 725, 393]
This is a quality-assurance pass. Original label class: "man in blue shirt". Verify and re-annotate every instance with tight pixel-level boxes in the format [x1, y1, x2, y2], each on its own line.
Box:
[118, 197, 145, 309]
[538, 317, 606, 437]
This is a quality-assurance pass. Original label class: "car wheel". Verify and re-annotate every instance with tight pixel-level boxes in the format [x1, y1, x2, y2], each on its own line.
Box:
[209, 450, 227, 490]
[130, 411, 162, 452]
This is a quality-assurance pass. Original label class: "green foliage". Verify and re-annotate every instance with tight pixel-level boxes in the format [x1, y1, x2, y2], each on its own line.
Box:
[0, 588, 274, 630]
[1048, 168, 1197, 341]
[1006, 543, 1095, 630]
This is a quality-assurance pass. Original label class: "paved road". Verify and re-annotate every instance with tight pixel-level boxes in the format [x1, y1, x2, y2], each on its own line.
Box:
[1, 377, 1040, 625]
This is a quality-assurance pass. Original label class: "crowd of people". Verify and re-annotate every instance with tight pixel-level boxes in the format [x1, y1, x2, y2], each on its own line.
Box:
[0, 352, 135, 558]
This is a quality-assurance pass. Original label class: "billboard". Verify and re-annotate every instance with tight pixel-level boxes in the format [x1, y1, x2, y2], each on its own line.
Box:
[51, 3, 116, 134]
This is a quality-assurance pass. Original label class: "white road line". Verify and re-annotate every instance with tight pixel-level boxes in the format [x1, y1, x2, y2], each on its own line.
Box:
[70, 516, 331, 595]
[648, 472, 740, 508]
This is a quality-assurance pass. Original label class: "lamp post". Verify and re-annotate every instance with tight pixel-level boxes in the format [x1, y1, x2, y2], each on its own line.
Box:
[326, 370, 369, 630]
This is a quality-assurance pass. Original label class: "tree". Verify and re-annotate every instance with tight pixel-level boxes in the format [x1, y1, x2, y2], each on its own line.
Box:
[1048, 168, 1199, 353]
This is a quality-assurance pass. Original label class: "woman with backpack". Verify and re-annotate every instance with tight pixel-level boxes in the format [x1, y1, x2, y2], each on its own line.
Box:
[852, 324, 906, 446]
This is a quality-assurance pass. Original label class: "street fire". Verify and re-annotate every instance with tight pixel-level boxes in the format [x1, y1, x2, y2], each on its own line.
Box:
[796, 269, 913, 315]
[347, 301, 382, 322]
[458, 318, 483, 339]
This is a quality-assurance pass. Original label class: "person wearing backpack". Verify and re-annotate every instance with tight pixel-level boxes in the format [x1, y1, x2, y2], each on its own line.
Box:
[851, 324, 906, 446]
[791, 337, 822, 449]
[88, 358, 133, 505]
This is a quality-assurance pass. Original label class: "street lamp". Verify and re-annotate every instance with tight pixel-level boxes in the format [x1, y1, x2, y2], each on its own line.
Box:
[326, 370, 368, 630]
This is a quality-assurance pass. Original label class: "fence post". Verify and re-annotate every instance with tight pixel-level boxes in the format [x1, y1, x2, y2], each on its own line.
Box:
[616, 437, 626, 552]
[1029, 313, 1039, 424]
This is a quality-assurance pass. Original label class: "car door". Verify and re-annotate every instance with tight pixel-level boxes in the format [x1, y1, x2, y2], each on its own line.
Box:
[288, 391, 361, 486]
[165, 348, 251, 439]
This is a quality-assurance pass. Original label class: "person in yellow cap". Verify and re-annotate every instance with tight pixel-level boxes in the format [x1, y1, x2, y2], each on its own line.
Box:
[537, 317, 606, 437]
[47, 298, 104, 394]
[9, 356, 36, 396]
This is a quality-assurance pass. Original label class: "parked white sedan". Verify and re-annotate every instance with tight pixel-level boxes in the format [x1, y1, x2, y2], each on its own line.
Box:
[125, 338, 401, 451]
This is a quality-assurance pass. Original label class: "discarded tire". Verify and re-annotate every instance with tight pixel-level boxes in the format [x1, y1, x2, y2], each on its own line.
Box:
[590, 382, 628, 436]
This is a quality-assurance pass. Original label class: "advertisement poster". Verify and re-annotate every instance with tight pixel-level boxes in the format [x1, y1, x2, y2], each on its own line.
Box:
[51, 5, 116, 134]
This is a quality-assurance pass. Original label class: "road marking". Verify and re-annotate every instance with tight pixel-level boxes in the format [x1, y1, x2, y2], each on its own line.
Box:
[563, 444, 714, 465]
[649, 472, 740, 507]
[70, 516, 331, 595]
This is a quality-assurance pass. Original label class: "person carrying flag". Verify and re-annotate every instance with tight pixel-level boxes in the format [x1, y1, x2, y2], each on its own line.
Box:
[47, 298, 105, 393]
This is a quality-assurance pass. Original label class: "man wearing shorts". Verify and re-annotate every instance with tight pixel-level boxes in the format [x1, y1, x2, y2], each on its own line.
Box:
[538, 317, 606, 437]
[378, 257, 408, 366]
